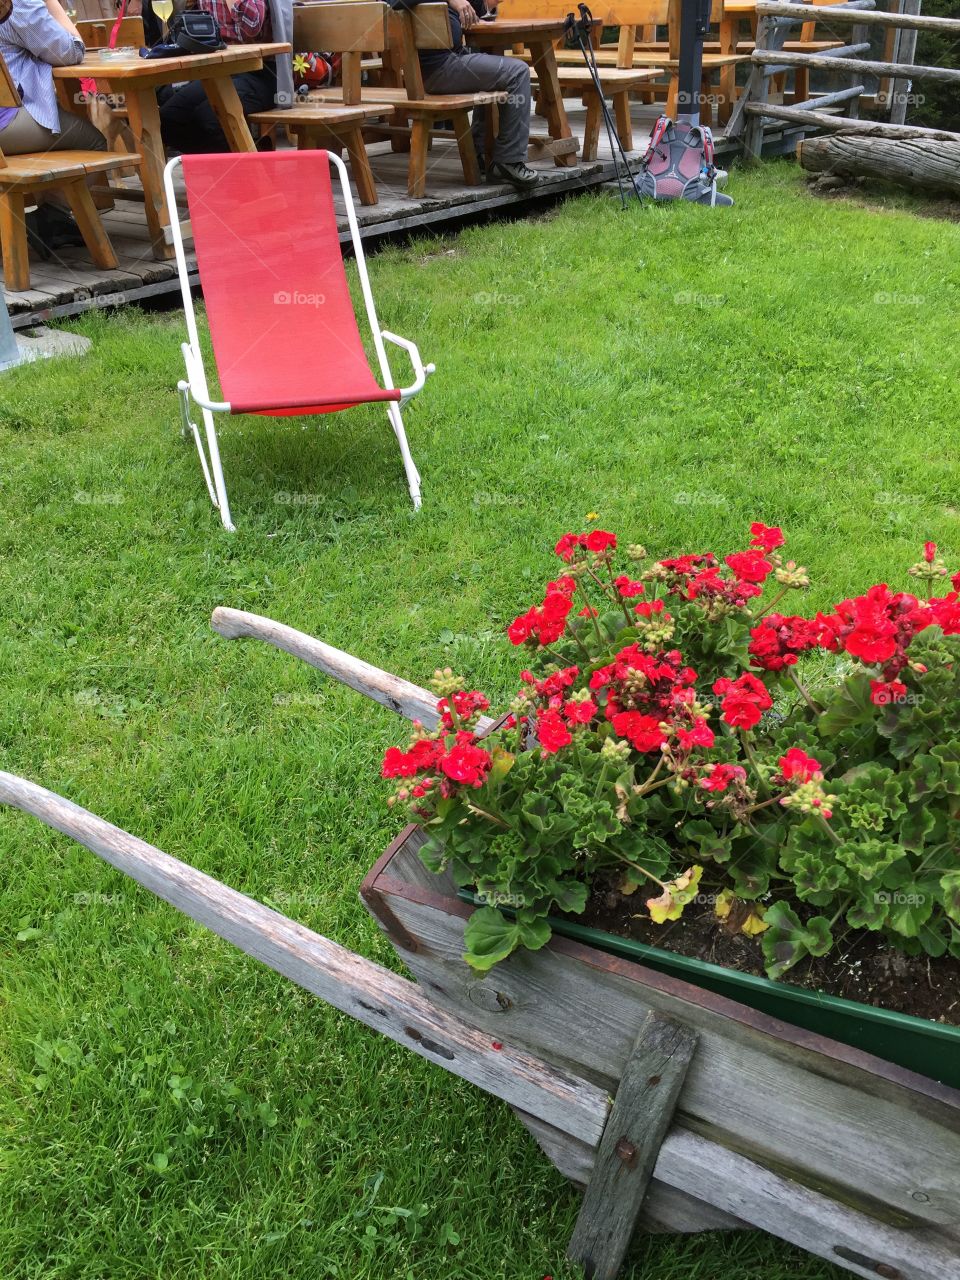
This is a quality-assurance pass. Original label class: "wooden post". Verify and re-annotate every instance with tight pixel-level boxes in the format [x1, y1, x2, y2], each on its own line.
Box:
[567, 1013, 697, 1280]
[888, 0, 920, 125]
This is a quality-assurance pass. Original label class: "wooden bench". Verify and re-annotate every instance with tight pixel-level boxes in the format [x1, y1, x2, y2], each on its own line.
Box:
[252, 3, 394, 206]
[548, 65, 662, 158]
[309, 3, 508, 198]
[0, 54, 141, 290]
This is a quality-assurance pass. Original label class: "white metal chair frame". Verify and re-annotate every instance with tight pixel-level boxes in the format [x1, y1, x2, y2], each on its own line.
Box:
[162, 151, 435, 531]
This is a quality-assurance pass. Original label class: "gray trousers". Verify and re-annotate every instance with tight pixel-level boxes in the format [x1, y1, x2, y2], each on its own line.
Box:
[0, 105, 107, 155]
[423, 51, 530, 167]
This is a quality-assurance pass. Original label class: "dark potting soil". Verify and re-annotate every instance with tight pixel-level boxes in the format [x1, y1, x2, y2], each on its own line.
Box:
[573, 874, 960, 1029]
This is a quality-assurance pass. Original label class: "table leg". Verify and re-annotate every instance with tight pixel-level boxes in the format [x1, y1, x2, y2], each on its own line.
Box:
[526, 39, 576, 167]
[123, 86, 174, 261]
[202, 75, 258, 153]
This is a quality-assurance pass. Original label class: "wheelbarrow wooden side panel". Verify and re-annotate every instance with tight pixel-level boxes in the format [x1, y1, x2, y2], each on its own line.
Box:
[362, 825, 960, 1280]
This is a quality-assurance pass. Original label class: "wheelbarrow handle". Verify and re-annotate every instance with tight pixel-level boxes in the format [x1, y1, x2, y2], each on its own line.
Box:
[210, 607, 497, 735]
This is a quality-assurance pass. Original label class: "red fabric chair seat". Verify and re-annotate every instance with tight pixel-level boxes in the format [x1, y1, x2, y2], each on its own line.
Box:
[181, 152, 400, 417]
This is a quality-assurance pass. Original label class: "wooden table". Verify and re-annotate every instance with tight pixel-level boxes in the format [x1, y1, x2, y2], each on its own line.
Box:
[465, 17, 577, 166]
[54, 42, 290, 259]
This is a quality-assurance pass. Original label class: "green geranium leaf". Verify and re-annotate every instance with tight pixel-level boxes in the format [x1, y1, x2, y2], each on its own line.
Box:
[885, 886, 934, 938]
[462, 907, 520, 973]
[846, 892, 889, 931]
[550, 880, 590, 914]
[817, 672, 875, 737]
[940, 871, 960, 925]
[517, 917, 552, 951]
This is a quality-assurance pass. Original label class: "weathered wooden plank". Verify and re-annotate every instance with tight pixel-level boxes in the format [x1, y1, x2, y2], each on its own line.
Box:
[753, 49, 960, 84]
[210, 607, 497, 734]
[567, 1013, 697, 1280]
[745, 102, 958, 139]
[654, 1129, 960, 1280]
[756, 1, 960, 34]
[0, 770, 609, 1147]
[364, 847, 960, 1237]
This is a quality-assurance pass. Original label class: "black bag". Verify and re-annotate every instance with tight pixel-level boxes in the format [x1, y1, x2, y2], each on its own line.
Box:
[168, 10, 224, 53]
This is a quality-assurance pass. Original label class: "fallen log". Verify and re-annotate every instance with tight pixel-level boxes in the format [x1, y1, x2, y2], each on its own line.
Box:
[798, 132, 960, 196]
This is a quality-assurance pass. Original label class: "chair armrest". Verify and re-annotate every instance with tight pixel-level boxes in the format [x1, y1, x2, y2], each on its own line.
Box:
[380, 329, 436, 402]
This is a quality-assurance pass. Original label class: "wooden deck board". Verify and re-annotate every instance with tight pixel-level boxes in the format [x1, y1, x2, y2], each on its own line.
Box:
[3, 101, 744, 325]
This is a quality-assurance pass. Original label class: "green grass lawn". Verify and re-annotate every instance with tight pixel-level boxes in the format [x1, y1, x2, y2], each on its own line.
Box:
[1, 161, 959, 1280]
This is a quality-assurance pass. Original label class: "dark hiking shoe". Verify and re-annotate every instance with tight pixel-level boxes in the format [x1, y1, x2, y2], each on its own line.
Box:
[30, 204, 85, 251]
[487, 160, 540, 190]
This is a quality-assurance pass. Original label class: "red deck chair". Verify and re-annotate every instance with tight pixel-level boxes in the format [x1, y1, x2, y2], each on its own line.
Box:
[162, 151, 433, 530]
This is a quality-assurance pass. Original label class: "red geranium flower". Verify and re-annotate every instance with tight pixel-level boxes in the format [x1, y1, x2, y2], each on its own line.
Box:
[584, 529, 617, 554]
[563, 698, 597, 724]
[537, 707, 572, 754]
[749, 522, 785, 553]
[613, 574, 644, 598]
[778, 747, 822, 783]
[699, 762, 747, 792]
[870, 679, 907, 706]
[725, 549, 774, 585]
[924, 541, 937, 564]
[610, 710, 666, 752]
[554, 532, 583, 562]
[713, 673, 772, 730]
[439, 740, 492, 787]
[674, 717, 715, 752]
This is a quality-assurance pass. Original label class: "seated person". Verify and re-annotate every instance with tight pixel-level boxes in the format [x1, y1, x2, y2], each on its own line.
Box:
[393, 0, 538, 190]
[158, 0, 277, 153]
[0, 0, 108, 248]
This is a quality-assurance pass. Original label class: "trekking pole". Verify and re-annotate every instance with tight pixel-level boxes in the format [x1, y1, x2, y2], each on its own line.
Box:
[564, 4, 641, 208]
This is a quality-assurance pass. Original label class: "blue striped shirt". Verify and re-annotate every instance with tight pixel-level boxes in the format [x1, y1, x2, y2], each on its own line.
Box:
[0, 0, 84, 133]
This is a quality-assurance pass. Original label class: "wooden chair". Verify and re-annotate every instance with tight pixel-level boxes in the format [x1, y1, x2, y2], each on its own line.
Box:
[511, 0, 746, 124]
[75, 14, 144, 47]
[251, 2, 393, 206]
[499, 6, 662, 159]
[0, 53, 141, 290]
[310, 3, 509, 198]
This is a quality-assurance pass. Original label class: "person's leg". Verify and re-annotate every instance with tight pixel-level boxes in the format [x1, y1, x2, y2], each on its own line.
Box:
[159, 79, 224, 154]
[424, 51, 531, 168]
[160, 67, 278, 153]
[0, 105, 107, 155]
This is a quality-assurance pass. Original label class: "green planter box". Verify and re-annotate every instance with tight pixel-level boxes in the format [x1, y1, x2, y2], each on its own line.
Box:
[460, 891, 960, 1090]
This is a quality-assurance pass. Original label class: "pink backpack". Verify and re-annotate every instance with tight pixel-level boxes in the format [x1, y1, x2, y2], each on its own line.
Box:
[634, 114, 733, 207]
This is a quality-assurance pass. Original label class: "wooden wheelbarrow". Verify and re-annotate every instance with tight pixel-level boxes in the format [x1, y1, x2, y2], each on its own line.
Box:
[2, 606, 959, 1280]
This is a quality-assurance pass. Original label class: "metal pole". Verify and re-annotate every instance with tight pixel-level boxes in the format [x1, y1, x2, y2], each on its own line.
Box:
[676, 0, 712, 124]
